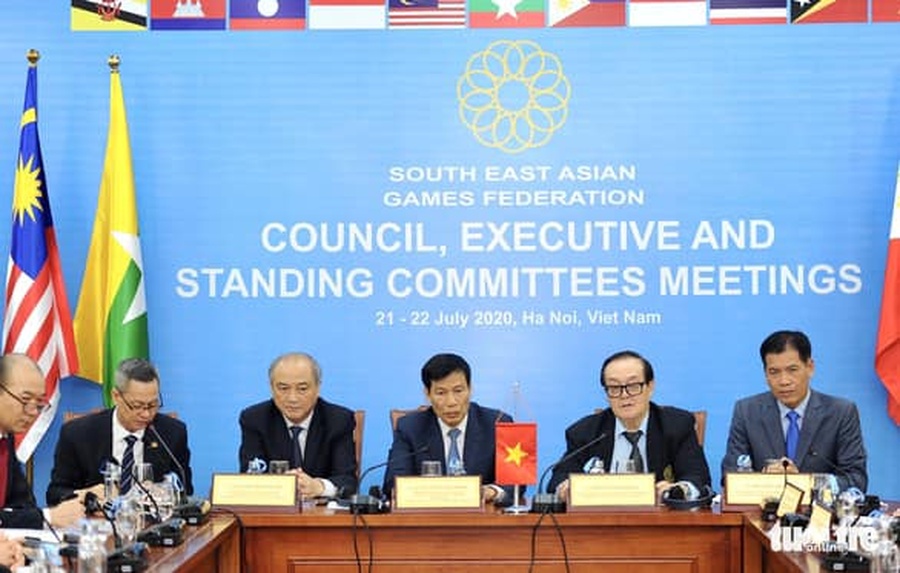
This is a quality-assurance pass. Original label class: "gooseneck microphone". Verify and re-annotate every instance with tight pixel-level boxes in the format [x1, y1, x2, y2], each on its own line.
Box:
[350, 445, 429, 514]
[147, 423, 188, 504]
[531, 432, 608, 514]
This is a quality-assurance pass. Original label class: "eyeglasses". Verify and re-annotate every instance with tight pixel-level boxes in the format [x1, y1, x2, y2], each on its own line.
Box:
[604, 381, 648, 398]
[0, 384, 49, 414]
[118, 393, 163, 413]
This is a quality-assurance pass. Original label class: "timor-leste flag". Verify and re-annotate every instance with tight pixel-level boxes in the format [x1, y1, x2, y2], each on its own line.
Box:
[495, 422, 537, 485]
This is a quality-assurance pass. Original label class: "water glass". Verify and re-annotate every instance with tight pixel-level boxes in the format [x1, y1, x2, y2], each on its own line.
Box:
[622, 459, 637, 474]
[115, 497, 143, 545]
[154, 480, 177, 521]
[420, 460, 442, 477]
[269, 460, 290, 474]
[135, 463, 154, 486]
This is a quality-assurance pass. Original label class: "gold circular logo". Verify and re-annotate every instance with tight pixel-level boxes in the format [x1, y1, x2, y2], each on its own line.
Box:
[458, 40, 571, 154]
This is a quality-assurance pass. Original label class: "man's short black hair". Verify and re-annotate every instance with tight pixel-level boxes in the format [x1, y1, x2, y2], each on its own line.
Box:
[759, 330, 812, 365]
[600, 350, 654, 386]
[421, 353, 471, 390]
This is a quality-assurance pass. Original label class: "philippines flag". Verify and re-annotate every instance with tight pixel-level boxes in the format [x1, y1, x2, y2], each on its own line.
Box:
[2, 53, 79, 461]
[230, 0, 306, 29]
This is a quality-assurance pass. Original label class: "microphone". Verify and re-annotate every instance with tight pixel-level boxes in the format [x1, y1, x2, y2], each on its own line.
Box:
[147, 423, 188, 504]
[531, 432, 608, 514]
[350, 445, 429, 514]
[84, 491, 122, 549]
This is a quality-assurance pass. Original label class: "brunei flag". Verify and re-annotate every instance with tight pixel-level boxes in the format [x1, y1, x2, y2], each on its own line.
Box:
[151, 0, 227, 30]
[790, 0, 866, 22]
[230, 0, 306, 29]
[495, 422, 537, 486]
[469, 0, 545, 28]
[74, 58, 149, 407]
[72, 0, 148, 30]
[549, 0, 624, 26]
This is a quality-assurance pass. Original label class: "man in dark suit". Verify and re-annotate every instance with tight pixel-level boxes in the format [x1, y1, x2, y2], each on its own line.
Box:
[239, 352, 357, 498]
[0, 354, 83, 529]
[548, 350, 711, 499]
[47, 357, 193, 506]
[382, 353, 514, 505]
[722, 330, 867, 491]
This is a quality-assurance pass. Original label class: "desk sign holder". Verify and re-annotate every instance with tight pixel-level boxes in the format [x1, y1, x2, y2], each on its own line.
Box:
[211, 473, 299, 513]
[722, 472, 812, 512]
[393, 475, 483, 512]
[567, 473, 656, 511]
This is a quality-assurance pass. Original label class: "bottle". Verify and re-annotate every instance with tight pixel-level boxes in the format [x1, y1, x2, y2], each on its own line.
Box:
[736, 454, 753, 472]
[77, 519, 108, 573]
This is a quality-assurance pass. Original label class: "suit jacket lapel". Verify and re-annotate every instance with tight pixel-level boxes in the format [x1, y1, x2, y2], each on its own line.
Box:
[463, 404, 483, 469]
[267, 401, 292, 462]
[597, 410, 616, 472]
[795, 391, 823, 466]
[760, 395, 786, 458]
[424, 410, 445, 469]
[304, 401, 324, 469]
[646, 405, 665, 478]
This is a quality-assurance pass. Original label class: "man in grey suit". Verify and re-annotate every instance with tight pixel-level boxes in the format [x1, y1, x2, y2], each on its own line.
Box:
[722, 330, 867, 491]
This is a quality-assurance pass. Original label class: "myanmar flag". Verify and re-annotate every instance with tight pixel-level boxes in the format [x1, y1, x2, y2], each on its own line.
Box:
[74, 59, 149, 407]
[469, 0, 544, 27]
[495, 422, 537, 486]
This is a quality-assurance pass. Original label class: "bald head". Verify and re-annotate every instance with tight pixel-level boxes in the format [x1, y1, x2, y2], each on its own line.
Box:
[0, 353, 45, 434]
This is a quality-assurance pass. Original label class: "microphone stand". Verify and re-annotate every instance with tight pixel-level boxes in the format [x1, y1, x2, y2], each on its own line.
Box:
[532, 433, 608, 514]
[350, 445, 429, 514]
[148, 423, 188, 504]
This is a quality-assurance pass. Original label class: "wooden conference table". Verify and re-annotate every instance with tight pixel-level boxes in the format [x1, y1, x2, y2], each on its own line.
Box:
[143, 514, 240, 572]
[232, 506, 745, 573]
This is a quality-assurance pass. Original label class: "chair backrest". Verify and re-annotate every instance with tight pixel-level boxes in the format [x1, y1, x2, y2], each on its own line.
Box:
[353, 410, 365, 481]
[390, 405, 429, 431]
[592, 408, 707, 447]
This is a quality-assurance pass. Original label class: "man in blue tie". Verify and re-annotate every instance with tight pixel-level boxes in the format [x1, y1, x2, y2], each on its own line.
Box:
[382, 353, 514, 505]
[722, 330, 868, 491]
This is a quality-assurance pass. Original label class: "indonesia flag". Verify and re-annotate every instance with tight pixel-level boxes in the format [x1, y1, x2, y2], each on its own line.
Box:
[875, 164, 900, 426]
[308, 0, 386, 29]
[2, 52, 79, 461]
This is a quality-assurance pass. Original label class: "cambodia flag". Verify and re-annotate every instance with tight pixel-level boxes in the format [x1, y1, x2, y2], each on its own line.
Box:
[152, 0, 227, 29]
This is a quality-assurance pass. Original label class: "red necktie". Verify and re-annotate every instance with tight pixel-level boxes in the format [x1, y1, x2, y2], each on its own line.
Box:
[0, 435, 10, 507]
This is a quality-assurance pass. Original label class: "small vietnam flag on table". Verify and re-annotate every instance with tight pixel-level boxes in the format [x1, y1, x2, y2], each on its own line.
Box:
[495, 422, 538, 486]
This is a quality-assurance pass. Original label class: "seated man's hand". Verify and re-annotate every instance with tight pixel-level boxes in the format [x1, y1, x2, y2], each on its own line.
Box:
[75, 483, 106, 505]
[555, 479, 570, 500]
[762, 457, 798, 474]
[291, 469, 326, 498]
[0, 535, 25, 569]
[481, 485, 504, 504]
[655, 480, 674, 503]
[48, 496, 86, 528]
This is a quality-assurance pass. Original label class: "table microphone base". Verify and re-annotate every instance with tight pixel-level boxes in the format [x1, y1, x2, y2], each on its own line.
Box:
[349, 494, 383, 514]
[531, 493, 566, 514]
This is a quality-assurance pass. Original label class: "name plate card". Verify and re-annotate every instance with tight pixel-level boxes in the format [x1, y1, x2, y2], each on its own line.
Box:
[723, 473, 812, 509]
[393, 475, 482, 512]
[211, 473, 299, 513]
[568, 473, 656, 511]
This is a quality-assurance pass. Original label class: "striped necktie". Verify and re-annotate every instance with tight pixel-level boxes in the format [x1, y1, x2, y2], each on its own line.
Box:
[120, 435, 138, 494]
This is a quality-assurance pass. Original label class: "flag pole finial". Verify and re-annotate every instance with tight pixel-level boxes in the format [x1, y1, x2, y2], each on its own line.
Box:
[108, 54, 121, 74]
[26, 49, 40, 67]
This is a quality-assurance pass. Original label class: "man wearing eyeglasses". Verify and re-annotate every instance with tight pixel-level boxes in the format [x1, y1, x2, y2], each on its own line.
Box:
[46, 357, 193, 506]
[547, 350, 711, 499]
[0, 354, 84, 529]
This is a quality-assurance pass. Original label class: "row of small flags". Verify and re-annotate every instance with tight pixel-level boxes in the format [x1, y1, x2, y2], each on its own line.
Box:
[74, 0, 900, 30]
[3, 52, 150, 461]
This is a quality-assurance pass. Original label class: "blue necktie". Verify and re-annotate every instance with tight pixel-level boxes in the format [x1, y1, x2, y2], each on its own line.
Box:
[120, 435, 137, 494]
[289, 426, 304, 469]
[785, 410, 800, 461]
[447, 428, 463, 475]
